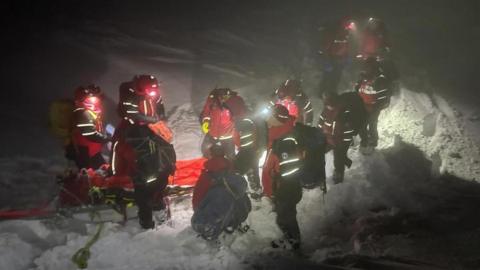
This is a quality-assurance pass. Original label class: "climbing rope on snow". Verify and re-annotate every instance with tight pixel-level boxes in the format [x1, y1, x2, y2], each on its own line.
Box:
[71, 211, 104, 269]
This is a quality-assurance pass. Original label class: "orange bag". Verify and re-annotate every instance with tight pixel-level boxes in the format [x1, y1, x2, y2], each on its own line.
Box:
[148, 121, 173, 143]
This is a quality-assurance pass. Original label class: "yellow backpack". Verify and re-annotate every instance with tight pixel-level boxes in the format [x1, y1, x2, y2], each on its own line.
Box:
[48, 99, 75, 145]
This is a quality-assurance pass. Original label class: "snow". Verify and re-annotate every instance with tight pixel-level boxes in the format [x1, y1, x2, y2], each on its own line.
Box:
[1, 87, 480, 269]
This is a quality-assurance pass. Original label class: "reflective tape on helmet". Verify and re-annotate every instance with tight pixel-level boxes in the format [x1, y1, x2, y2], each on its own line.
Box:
[281, 167, 300, 177]
[242, 118, 254, 124]
[282, 137, 298, 145]
[279, 158, 300, 166]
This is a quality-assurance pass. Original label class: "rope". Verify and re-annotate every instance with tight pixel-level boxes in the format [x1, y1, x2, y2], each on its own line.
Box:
[71, 219, 104, 269]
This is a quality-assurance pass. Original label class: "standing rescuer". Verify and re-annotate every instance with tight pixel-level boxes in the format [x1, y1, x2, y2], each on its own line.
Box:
[355, 57, 391, 153]
[71, 85, 110, 170]
[200, 88, 247, 160]
[319, 19, 356, 94]
[270, 79, 314, 126]
[318, 91, 365, 184]
[112, 75, 176, 229]
[262, 104, 303, 250]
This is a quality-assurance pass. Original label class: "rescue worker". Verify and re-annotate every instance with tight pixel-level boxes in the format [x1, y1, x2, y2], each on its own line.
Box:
[71, 85, 109, 170]
[355, 57, 391, 153]
[200, 88, 247, 160]
[269, 79, 314, 126]
[319, 19, 356, 94]
[112, 74, 176, 229]
[358, 17, 390, 60]
[318, 91, 365, 183]
[262, 104, 302, 250]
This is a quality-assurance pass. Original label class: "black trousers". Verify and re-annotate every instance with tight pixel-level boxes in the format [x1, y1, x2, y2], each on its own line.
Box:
[234, 148, 261, 192]
[326, 142, 351, 175]
[359, 109, 381, 147]
[274, 179, 302, 241]
[134, 180, 165, 229]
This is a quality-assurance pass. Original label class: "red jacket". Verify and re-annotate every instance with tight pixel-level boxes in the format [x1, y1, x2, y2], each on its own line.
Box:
[356, 73, 391, 113]
[262, 119, 295, 197]
[319, 103, 354, 147]
[192, 157, 232, 210]
[71, 108, 105, 158]
[200, 94, 247, 139]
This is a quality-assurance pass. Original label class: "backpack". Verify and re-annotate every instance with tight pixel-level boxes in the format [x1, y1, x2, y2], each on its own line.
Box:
[339, 92, 367, 135]
[48, 99, 75, 145]
[191, 172, 251, 240]
[292, 123, 327, 189]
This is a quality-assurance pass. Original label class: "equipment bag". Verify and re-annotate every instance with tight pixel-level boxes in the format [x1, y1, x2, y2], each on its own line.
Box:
[191, 172, 251, 240]
[293, 123, 327, 189]
[49, 99, 75, 144]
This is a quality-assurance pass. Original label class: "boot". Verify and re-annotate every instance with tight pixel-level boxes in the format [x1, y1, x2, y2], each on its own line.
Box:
[332, 170, 344, 184]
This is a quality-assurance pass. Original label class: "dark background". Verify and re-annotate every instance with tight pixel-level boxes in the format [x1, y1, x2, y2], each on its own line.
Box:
[1, 0, 479, 157]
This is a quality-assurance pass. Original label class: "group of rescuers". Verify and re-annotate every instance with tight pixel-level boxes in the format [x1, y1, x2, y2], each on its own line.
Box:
[58, 17, 395, 251]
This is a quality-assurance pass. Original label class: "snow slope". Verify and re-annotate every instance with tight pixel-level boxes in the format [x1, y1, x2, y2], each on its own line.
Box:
[1, 88, 480, 269]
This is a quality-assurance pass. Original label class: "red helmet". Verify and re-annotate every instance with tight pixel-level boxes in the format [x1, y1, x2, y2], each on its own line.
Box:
[133, 75, 160, 98]
[74, 85, 102, 112]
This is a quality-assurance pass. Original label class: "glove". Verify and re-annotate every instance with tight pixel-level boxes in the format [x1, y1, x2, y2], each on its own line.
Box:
[201, 120, 210, 134]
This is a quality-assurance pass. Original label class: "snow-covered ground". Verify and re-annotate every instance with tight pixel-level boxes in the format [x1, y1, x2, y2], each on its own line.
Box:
[1, 87, 480, 269]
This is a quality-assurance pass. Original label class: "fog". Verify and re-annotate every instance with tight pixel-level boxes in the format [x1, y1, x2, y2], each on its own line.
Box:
[2, 0, 479, 157]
